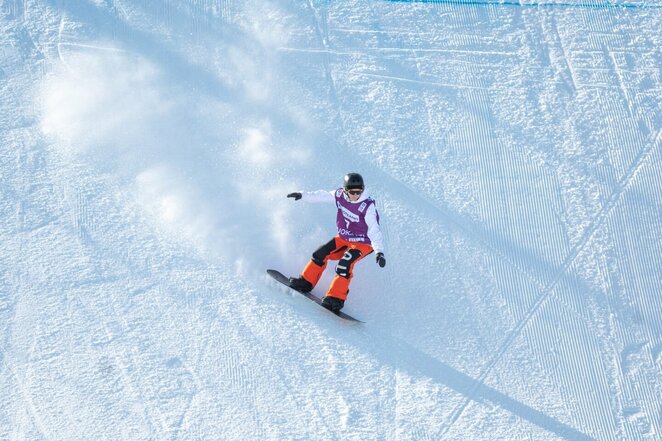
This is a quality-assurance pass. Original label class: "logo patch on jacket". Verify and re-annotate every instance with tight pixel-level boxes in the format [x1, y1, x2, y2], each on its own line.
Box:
[358, 202, 367, 213]
[339, 205, 360, 223]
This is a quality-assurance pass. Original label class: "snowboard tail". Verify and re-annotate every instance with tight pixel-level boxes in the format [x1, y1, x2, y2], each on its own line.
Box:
[267, 269, 363, 323]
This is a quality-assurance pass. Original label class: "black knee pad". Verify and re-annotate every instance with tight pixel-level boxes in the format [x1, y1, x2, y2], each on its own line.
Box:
[335, 249, 362, 279]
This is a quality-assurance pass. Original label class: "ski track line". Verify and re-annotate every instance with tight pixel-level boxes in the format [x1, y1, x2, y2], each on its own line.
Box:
[551, 16, 579, 93]
[55, 13, 75, 74]
[386, 0, 662, 9]
[331, 24, 455, 36]
[606, 50, 637, 123]
[277, 46, 517, 57]
[2, 356, 54, 441]
[306, 0, 342, 113]
[440, 128, 662, 437]
[58, 42, 127, 52]
[336, 69, 488, 90]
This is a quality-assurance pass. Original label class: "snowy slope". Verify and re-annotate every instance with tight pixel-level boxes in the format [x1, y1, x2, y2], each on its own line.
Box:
[1, 0, 661, 440]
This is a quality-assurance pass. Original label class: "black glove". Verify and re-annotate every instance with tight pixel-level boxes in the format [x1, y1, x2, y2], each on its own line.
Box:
[376, 252, 386, 268]
[287, 192, 302, 201]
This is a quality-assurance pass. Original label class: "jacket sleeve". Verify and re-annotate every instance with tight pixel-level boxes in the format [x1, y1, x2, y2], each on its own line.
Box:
[300, 190, 336, 203]
[365, 204, 384, 254]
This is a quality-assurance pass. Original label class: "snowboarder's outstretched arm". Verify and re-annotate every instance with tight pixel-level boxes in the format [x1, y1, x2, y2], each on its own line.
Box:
[287, 190, 335, 203]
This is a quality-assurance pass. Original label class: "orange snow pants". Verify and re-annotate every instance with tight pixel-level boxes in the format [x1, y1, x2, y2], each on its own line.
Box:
[300, 236, 374, 301]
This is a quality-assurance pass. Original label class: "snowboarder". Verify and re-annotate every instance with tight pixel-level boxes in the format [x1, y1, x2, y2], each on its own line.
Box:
[286, 173, 386, 313]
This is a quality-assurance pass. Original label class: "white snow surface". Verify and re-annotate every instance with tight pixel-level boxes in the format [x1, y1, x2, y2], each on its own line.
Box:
[1, 0, 661, 440]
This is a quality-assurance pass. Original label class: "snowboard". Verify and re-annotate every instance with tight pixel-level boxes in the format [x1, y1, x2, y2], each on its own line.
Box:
[267, 269, 363, 323]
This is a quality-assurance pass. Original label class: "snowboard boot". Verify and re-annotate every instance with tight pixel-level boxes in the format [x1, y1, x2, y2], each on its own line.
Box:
[289, 277, 313, 293]
[321, 296, 345, 313]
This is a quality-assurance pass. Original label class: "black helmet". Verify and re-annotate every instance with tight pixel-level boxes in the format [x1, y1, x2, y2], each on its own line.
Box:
[343, 173, 364, 190]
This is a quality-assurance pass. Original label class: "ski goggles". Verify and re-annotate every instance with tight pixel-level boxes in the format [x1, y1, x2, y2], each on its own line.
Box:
[345, 189, 364, 196]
